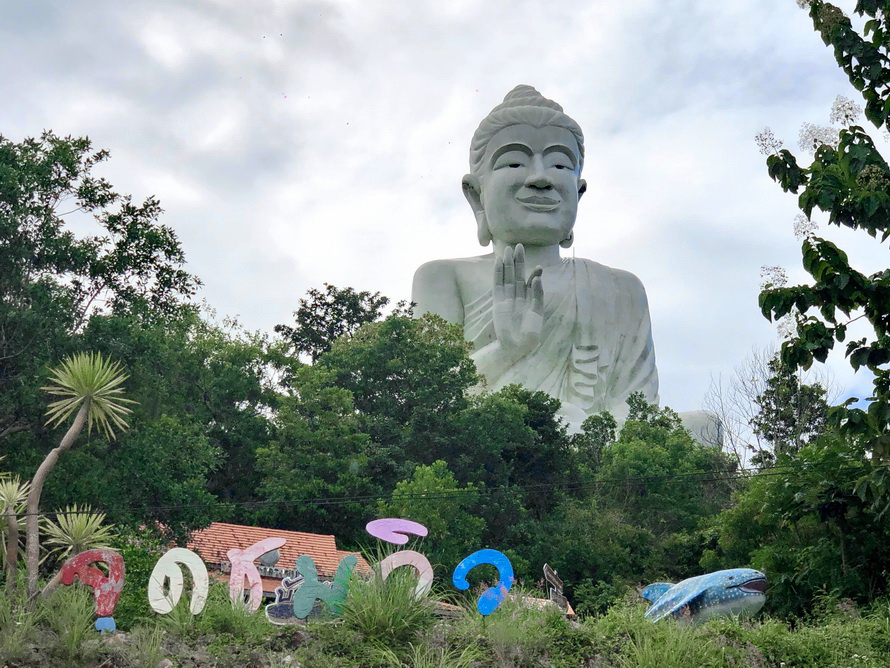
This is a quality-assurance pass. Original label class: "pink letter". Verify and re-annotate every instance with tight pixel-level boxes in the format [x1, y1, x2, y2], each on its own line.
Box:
[365, 518, 428, 545]
[226, 537, 286, 612]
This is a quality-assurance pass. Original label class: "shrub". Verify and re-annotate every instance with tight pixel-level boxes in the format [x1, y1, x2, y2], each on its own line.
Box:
[110, 530, 166, 631]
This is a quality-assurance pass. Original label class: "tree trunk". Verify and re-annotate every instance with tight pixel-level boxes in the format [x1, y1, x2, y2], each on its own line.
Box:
[25, 400, 90, 600]
[5, 508, 18, 596]
[38, 568, 64, 599]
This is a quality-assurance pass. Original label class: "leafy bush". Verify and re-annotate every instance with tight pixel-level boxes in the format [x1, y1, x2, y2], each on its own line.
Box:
[110, 530, 166, 631]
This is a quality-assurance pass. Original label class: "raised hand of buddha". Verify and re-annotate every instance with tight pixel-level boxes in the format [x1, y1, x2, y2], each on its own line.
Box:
[492, 244, 544, 356]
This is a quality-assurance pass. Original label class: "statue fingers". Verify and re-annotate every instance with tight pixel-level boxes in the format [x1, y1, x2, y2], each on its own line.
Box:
[529, 274, 544, 317]
[526, 264, 543, 289]
[502, 246, 516, 301]
[514, 244, 527, 300]
[493, 254, 505, 302]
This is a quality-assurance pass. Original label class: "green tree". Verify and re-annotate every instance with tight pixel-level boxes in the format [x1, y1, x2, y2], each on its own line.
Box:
[0, 132, 198, 443]
[378, 460, 485, 572]
[318, 313, 478, 488]
[0, 474, 28, 594]
[76, 311, 270, 517]
[758, 1, 890, 509]
[702, 433, 890, 617]
[26, 352, 133, 598]
[597, 396, 736, 539]
[255, 366, 375, 545]
[274, 283, 401, 363]
[536, 397, 735, 612]
[749, 355, 829, 464]
[572, 411, 618, 482]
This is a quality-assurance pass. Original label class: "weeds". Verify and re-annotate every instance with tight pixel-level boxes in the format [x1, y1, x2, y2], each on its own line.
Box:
[39, 584, 97, 665]
[340, 566, 436, 649]
[159, 588, 201, 639]
[127, 624, 166, 667]
[375, 637, 483, 667]
[197, 581, 270, 644]
[0, 583, 38, 664]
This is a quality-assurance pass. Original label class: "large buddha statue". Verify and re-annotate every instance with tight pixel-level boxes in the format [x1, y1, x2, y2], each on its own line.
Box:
[412, 85, 661, 431]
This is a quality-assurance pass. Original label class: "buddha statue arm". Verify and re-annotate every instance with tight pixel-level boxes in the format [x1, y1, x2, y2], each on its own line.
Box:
[411, 261, 464, 324]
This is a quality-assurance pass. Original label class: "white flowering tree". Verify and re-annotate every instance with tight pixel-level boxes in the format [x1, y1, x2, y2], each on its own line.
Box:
[757, 0, 890, 514]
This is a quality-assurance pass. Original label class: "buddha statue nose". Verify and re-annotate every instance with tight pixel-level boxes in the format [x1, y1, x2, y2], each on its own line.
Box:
[525, 156, 552, 189]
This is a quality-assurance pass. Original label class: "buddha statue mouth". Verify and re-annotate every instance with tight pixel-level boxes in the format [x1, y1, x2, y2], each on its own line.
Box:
[517, 195, 560, 211]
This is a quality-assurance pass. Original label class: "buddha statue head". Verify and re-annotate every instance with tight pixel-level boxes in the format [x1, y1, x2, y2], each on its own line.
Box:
[463, 85, 587, 249]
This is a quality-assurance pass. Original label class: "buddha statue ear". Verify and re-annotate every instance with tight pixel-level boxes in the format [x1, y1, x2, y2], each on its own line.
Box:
[560, 179, 586, 248]
[462, 174, 491, 247]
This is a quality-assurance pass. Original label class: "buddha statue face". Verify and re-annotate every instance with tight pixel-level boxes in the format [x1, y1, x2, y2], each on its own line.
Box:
[466, 123, 586, 248]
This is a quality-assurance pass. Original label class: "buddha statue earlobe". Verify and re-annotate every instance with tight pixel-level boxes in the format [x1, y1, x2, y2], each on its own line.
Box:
[462, 174, 490, 247]
[560, 231, 574, 248]
[476, 211, 492, 247]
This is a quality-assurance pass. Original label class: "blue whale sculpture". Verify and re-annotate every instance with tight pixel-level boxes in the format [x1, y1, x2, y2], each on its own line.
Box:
[641, 568, 767, 625]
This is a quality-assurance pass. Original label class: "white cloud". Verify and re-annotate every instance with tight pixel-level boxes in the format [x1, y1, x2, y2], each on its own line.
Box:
[1, 0, 880, 413]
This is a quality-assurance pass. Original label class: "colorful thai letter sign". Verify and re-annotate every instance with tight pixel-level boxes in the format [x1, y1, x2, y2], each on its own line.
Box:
[452, 548, 514, 616]
[147, 547, 209, 615]
[60, 549, 126, 632]
[227, 537, 287, 612]
[380, 550, 434, 598]
[367, 518, 434, 598]
[264, 574, 306, 626]
[292, 554, 357, 619]
[365, 518, 428, 545]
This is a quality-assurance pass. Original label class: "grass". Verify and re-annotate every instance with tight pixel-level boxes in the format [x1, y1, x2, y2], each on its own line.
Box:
[126, 625, 166, 667]
[39, 584, 97, 665]
[0, 582, 39, 664]
[2, 568, 890, 667]
[339, 564, 437, 649]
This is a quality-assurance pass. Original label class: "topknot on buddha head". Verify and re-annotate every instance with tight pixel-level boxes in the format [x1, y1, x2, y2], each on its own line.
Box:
[469, 85, 585, 177]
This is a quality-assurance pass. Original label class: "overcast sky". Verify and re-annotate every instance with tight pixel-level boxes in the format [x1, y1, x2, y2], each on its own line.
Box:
[3, 0, 884, 414]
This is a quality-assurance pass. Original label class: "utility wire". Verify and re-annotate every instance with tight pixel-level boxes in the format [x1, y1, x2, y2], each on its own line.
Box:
[12, 460, 880, 520]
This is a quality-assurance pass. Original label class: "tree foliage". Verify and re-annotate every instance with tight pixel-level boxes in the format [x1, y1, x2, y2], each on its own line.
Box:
[749, 355, 829, 463]
[759, 1, 890, 513]
[0, 131, 198, 442]
[274, 283, 402, 363]
[378, 460, 485, 572]
[702, 433, 890, 617]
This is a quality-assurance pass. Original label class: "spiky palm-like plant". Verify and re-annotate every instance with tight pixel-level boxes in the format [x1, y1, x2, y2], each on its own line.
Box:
[38, 504, 116, 599]
[0, 476, 30, 595]
[42, 504, 115, 562]
[25, 352, 135, 599]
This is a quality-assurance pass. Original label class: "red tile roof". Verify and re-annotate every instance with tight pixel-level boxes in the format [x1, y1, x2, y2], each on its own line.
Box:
[188, 522, 371, 582]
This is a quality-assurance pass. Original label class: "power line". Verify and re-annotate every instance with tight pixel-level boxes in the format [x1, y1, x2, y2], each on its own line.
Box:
[13, 460, 879, 520]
